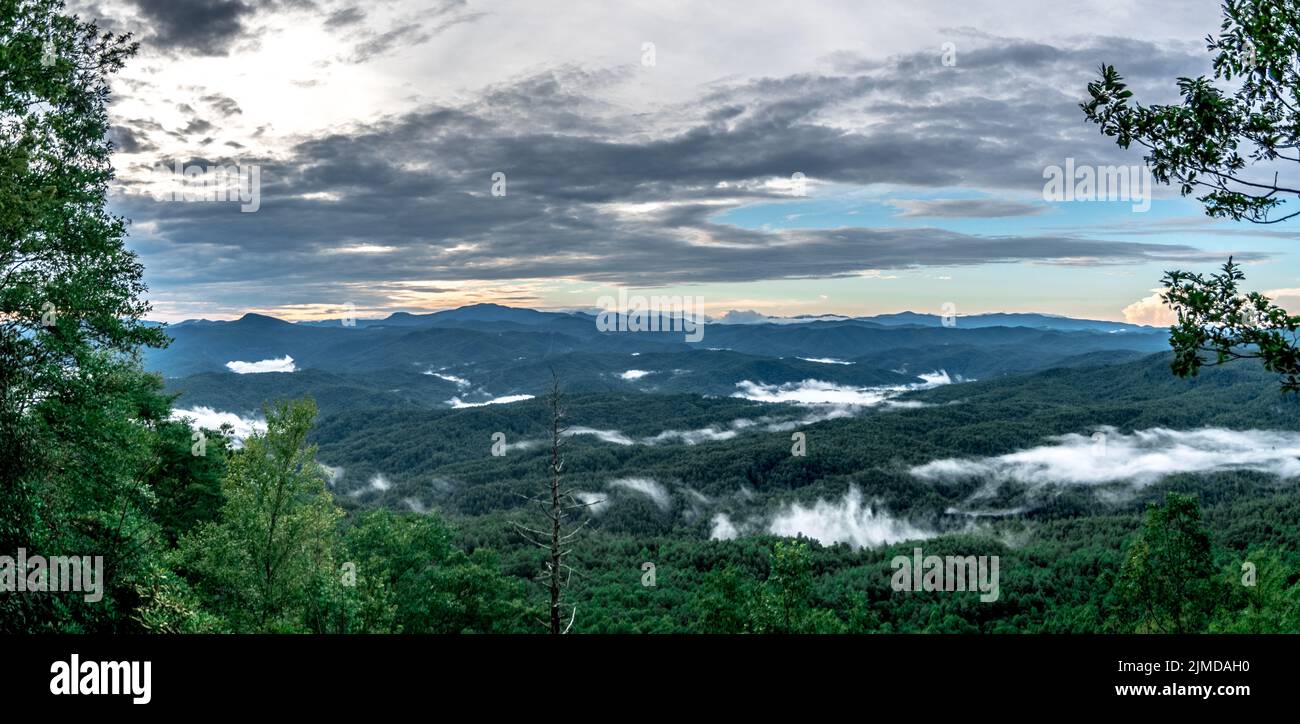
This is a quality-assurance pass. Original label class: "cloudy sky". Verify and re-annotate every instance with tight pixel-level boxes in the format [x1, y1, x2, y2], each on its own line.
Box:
[71, 0, 1300, 322]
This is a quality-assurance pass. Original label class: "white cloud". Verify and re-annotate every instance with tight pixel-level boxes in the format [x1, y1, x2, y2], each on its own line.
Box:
[735, 379, 896, 405]
[1121, 289, 1175, 327]
[320, 464, 345, 487]
[797, 357, 853, 364]
[504, 439, 539, 452]
[911, 427, 1300, 487]
[915, 370, 953, 386]
[643, 425, 739, 445]
[710, 513, 740, 541]
[608, 477, 671, 510]
[425, 370, 471, 387]
[1127, 286, 1300, 327]
[349, 472, 394, 498]
[733, 371, 952, 406]
[169, 406, 265, 444]
[767, 487, 930, 549]
[575, 491, 609, 515]
[329, 244, 398, 254]
[570, 403, 929, 449]
[447, 394, 534, 408]
[713, 310, 775, 324]
[618, 369, 653, 380]
[403, 498, 428, 513]
[225, 355, 296, 373]
[565, 426, 635, 445]
[715, 310, 851, 325]
[945, 505, 1026, 518]
[1265, 287, 1300, 314]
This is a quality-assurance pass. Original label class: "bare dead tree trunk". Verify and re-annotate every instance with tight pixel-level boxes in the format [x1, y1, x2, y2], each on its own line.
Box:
[514, 371, 597, 634]
[547, 377, 563, 634]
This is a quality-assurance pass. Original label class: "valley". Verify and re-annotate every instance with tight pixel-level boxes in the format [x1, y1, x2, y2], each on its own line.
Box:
[154, 305, 1300, 632]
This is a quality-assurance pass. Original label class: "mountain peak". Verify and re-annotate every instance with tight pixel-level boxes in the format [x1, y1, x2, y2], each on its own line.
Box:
[237, 312, 290, 325]
[450, 303, 514, 312]
[432, 303, 552, 323]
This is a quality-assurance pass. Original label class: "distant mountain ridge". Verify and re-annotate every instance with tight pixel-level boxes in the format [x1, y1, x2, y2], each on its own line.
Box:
[145, 303, 1169, 379]
[148, 301, 1173, 420]
[164, 303, 1151, 332]
[856, 310, 1147, 332]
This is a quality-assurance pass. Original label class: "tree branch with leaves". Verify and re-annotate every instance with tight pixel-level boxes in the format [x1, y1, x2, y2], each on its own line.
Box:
[1082, 0, 1300, 224]
[1084, 1, 1300, 392]
[1161, 257, 1300, 392]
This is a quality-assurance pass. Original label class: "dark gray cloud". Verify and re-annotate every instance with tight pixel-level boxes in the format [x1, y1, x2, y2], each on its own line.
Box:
[324, 6, 364, 28]
[111, 33, 1266, 311]
[344, 1, 485, 62]
[178, 118, 215, 137]
[347, 23, 431, 63]
[109, 125, 157, 153]
[128, 0, 255, 55]
[200, 93, 243, 118]
[889, 199, 1046, 218]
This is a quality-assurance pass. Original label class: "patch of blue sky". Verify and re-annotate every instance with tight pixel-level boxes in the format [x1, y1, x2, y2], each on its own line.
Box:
[712, 184, 1298, 290]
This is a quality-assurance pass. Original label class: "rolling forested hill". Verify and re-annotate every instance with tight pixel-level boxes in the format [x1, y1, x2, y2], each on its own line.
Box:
[149, 308, 1300, 633]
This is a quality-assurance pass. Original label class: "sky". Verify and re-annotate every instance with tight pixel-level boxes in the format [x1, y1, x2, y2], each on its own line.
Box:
[68, 0, 1300, 323]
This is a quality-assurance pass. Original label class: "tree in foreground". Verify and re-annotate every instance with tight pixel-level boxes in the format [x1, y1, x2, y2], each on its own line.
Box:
[180, 399, 341, 633]
[1114, 493, 1219, 633]
[330, 509, 526, 634]
[1211, 548, 1300, 632]
[1, 0, 176, 631]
